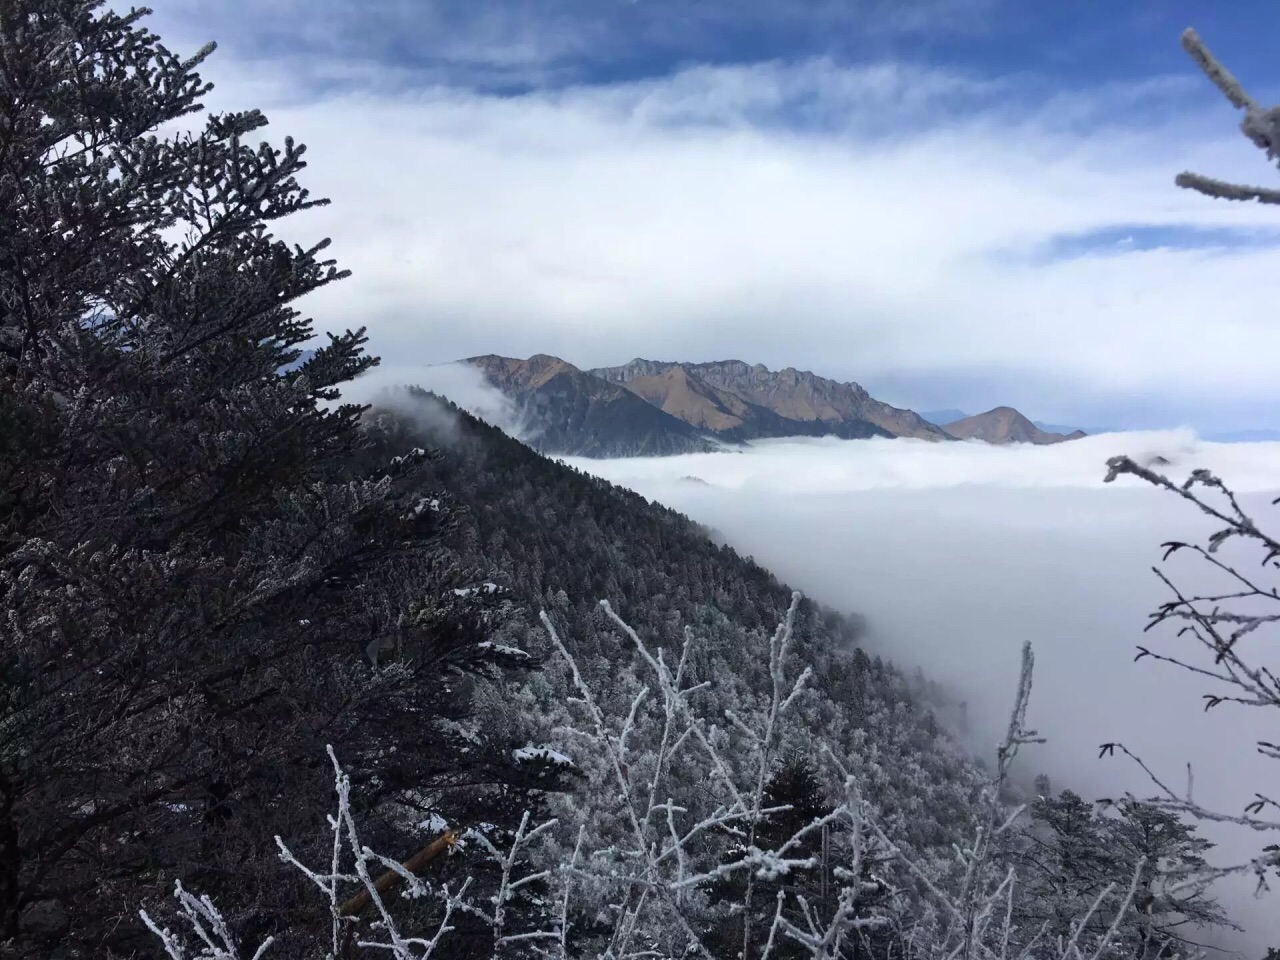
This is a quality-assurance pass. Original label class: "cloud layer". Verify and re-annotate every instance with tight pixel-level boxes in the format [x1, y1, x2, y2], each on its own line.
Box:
[565, 434, 1280, 949]
[345, 361, 531, 440]
[166, 39, 1280, 432]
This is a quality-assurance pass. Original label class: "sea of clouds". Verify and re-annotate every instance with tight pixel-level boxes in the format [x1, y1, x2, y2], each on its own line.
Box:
[561, 432, 1280, 951]
[350, 361, 1279, 947]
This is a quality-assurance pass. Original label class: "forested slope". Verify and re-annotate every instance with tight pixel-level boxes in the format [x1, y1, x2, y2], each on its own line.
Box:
[370, 391, 985, 856]
[339, 392, 1230, 959]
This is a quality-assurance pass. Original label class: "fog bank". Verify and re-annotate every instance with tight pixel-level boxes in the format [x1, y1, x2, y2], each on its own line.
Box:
[565, 432, 1280, 951]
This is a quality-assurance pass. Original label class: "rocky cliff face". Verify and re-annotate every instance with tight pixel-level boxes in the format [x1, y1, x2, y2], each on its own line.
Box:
[604, 364, 885, 440]
[593, 359, 946, 441]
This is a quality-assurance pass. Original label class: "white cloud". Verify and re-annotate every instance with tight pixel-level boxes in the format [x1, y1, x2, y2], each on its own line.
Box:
[344, 361, 533, 440]
[565, 434, 1280, 950]
[173, 48, 1280, 428]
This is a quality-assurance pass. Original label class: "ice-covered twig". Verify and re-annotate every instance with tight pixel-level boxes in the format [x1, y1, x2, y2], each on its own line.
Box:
[1174, 28, 1280, 204]
[854, 640, 1140, 960]
[541, 608, 720, 957]
[139, 880, 275, 960]
[144, 743, 565, 959]
[466, 811, 561, 953]
[1103, 456, 1280, 894]
[1180, 28, 1253, 110]
[545, 592, 890, 959]
[997, 642, 1045, 782]
[1098, 742, 1280, 894]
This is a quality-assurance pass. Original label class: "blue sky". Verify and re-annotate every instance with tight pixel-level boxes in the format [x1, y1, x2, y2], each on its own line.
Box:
[158, 0, 1280, 94]
[151, 0, 1280, 433]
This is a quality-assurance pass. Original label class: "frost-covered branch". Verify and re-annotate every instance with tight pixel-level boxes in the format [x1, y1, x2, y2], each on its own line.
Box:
[142, 744, 562, 959]
[466, 811, 562, 954]
[270, 745, 470, 959]
[542, 593, 898, 959]
[1103, 457, 1280, 894]
[539, 596, 1155, 960]
[858, 643, 1143, 960]
[1175, 28, 1280, 204]
[140, 881, 275, 960]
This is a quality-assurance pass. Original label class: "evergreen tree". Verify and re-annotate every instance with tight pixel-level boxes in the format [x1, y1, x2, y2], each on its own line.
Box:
[1007, 791, 1228, 957]
[701, 755, 894, 960]
[0, 4, 536, 955]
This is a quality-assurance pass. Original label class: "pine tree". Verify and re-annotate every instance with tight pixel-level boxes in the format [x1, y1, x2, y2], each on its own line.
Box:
[0, 4, 535, 955]
[1007, 791, 1228, 957]
[702, 755, 894, 960]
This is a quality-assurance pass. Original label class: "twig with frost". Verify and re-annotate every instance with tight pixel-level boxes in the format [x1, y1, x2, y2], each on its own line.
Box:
[465, 810, 561, 955]
[142, 743, 563, 959]
[767, 769, 891, 957]
[556, 826, 586, 958]
[544, 593, 879, 958]
[274, 745, 469, 958]
[542, 605, 721, 957]
[856, 642, 1140, 960]
[1103, 458, 1280, 891]
[139, 880, 275, 960]
[1174, 28, 1280, 204]
[740, 594, 814, 958]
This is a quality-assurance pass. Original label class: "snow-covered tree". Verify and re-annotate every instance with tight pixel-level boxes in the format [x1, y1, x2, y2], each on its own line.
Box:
[0, 4, 538, 955]
[1006, 791, 1228, 956]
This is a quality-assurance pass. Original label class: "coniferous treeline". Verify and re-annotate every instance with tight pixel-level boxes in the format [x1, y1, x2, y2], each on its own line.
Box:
[0, 4, 549, 954]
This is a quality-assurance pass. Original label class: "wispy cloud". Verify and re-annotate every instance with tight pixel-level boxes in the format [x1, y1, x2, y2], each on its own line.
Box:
[345, 361, 534, 441]
[165, 40, 1280, 429]
[150, 0, 1002, 90]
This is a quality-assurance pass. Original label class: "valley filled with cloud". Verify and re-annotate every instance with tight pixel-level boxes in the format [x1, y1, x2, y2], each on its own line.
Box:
[566, 433, 1280, 948]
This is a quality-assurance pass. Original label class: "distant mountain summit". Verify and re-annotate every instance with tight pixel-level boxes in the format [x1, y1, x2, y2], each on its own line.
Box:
[942, 407, 1085, 445]
[591, 359, 949, 442]
[465, 354, 719, 457]
[461, 354, 1082, 456]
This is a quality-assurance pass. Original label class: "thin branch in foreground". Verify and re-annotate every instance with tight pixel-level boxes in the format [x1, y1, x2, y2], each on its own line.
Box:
[1174, 28, 1280, 203]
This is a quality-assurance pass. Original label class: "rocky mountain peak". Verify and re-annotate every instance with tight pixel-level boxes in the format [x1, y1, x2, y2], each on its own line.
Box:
[942, 407, 1084, 445]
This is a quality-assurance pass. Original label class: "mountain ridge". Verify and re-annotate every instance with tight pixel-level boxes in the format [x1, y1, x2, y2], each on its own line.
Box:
[465, 353, 720, 457]
[592, 358, 949, 442]
[605, 362, 897, 442]
[463, 354, 1085, 456]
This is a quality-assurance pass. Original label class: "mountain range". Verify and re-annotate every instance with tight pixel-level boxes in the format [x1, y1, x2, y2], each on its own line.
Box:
[464, 355, 1085, 457]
